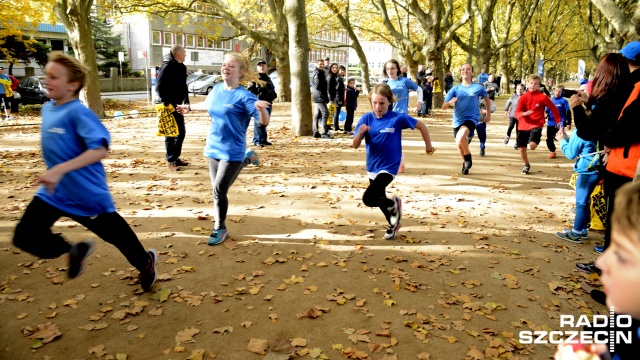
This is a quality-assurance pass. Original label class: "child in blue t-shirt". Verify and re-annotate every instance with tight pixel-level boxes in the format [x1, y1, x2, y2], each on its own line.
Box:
[353, 83, 435, 240]
[12, 53, 158, 291]
[545, 85, 572, 159]
[179, 53, 271, 246]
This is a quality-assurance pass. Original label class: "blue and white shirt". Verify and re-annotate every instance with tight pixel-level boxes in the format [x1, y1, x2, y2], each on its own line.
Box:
[204, 84, 260, 162]
[355, 111, 417, 178]
[444, 83, 488, 127]
[36, 99, 114, 216]
[547, 96, 569, 126]
[386, 77, 419, 114]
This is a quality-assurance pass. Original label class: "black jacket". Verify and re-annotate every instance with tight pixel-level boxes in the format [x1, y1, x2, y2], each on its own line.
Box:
[605, 68, 640, 149]
[155, 52, 189, 106]
[247, 73, 277, 103]
[311, 67, 328, 103]
[328, 73, 344, 106]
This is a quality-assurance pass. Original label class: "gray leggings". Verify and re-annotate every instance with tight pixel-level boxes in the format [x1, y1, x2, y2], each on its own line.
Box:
[208, 157, 250, 230]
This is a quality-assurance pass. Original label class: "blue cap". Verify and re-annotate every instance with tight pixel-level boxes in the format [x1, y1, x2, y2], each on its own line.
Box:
[620, 41, 640, 61]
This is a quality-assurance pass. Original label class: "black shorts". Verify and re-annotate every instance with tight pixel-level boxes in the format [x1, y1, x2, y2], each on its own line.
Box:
[453, 120, 476, 139]
[0, 94, 10, 107]
[516, 128, 543, 148]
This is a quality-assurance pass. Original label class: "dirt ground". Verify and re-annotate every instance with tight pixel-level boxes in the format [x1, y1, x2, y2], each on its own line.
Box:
[0, 96, 606, 360]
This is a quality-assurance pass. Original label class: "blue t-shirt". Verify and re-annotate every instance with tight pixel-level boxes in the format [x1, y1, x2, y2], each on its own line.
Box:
[477, 73, 489, 84]
[36, 99, 114, 216]
[546, 96, 569, 126]
[203, 84, 260, 162]
[444, 83, 488, 127]
[355, 111, 417, 178]
[386, 77, 419, 114]
[0, 74, 10, 95]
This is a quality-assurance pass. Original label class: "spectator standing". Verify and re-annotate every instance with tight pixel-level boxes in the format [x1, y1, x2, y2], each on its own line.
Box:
[514, 74, 561, 174]
[418, 77, 433, 117]
[155, 44, 190, 171]
[0, 66, 14, 119]
[444, 71, 454, 94]
[323, 57, 331, 77]
[399, 65, 408, 78]
[311, 59, 331, 138]
[328, 63, 345, 132]
[442, 63, 490, 175]
[545, 85, 572, 159]
[344, 78, 359, 134]
[416, 64, 427, 85]
[247, 60, 277, 147]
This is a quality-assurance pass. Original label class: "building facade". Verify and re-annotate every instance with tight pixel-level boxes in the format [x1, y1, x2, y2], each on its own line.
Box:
[348, 41, 398, 76]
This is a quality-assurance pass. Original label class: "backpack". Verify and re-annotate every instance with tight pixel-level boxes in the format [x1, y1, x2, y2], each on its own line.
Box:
[9, 75, 18, 91]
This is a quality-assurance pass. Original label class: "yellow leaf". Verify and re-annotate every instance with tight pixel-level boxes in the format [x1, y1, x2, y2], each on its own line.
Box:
[331, 343, 343, 351]
[383, 299, 396, 307]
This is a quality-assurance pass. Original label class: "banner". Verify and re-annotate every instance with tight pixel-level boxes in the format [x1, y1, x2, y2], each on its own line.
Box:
[578, 60, 586, 79]
[537, 59, 544, 77]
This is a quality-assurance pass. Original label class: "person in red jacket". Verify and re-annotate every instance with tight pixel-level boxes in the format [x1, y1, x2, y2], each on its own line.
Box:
[514, 74, 561, 174]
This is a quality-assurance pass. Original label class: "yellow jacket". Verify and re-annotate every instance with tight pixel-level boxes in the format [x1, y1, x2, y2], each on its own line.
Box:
[0, 78, 13, 97]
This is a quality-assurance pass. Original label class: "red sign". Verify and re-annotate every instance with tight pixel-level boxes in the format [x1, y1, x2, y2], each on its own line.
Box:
[235, 43, 240, 52]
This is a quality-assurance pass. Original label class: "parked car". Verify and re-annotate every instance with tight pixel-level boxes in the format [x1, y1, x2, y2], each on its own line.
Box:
[186, 73, 207, 85]
[188, 75, 222, 95]
[17, 76, 48, 105]
[269, 72, 313, 92]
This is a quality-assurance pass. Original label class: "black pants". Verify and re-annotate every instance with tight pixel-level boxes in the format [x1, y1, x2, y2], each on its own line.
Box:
[12, 197, 149, 271]
[507, 117, 518, 137]
[603, 170, 633, 249]
[546, 125, 559, 152]
[363, 173, 394, 224]
[165, 111, 186, 163]
[345, 109, 355, 132]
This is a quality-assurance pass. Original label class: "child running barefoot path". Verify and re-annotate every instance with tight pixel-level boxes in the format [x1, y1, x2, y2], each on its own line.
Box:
[353, 83, 435, 240]
[179, 53, 270, 245]
[12, 53, 158, 291]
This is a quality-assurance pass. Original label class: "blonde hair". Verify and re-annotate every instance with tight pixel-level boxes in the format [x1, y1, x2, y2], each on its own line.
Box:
[612, 182, 640, 244]
[48, 52, 87, 95]
[224, 52, 264, 87]
[369, 83, 396, 111]
[528, 74, 541, 83]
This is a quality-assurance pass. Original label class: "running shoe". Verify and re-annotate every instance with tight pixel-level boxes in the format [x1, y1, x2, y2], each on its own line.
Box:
[68, 241, 94, 279]
[384, 222, 401, 240]
[594, 245, 604, 254]
[576, 261, 601, 274]
[245, 148, 260, 166]
[556, 229, 588, 244]
[388, 196, 402, 226]
[139, 249, 158, 291]
[504, 136, 509, 144]
[521, 164, 530, 174]
[208, 227, 228, 245]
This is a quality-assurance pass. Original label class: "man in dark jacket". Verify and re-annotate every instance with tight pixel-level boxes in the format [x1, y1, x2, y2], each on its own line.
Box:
[311, 59, 331, 138]
[155, 44, 190, 171]
[248, 60, 277, 146]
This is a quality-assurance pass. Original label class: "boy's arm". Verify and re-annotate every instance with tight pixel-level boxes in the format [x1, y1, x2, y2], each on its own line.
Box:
[514, 93, 531, 118]
[544, 97, 562, 124]
[415, 121, 435, 154]
[37, 147, 109, 194]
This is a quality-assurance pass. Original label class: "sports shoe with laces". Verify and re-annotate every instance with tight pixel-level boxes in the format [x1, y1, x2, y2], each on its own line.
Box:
[556, 229, 588, 243]
[68, 241, 94, 279]
[513, 143, 519, 150]
[175, 159, 189, 166]
[594, 245, 604, 254]
[245, 148, 260, 166]
[576, 261, 601, 274]
[521, 164, 530, 174]
[208, 227, 228, 245]
[384, 221, 401, 240]
[388, 196, 402, 226]
[549, 151, 556, 159]
[139, 249, 158, 291]
[504, 136, 509, 144]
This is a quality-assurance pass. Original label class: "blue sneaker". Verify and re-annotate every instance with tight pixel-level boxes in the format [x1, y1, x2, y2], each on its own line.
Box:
[208, 228, 228, 245]
[556, 229, 588, 244]
[245, 148, 259, 166]
[594, 245, 604, 254]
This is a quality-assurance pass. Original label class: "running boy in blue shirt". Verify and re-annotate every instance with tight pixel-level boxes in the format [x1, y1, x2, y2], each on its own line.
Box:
[546, 84, 572, 159]
[12, 53, 158, 291]
[353, 83, 435, 240]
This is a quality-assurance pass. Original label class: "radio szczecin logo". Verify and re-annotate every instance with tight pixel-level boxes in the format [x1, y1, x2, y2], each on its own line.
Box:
[519, 307, 633, 353]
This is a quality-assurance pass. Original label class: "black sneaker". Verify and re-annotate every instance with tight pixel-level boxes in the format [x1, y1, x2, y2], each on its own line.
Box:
[461, 161, 472, 175]
[590, 290, 606, 305]
[313, 132, 321, 138]
[521, 164, 530, 174]
[479, 148, 485, 157]
[175, 159, 189, 166]
[139, 249, 158, 291]
[259, 140, 272, 146]
[384, 222, 401, 240]
[321, 133, 333, 139]
[576, 261, 601, 275]
[68, 241, 94, 279]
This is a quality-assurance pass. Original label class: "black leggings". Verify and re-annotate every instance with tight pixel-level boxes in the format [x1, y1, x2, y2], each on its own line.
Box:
[603, 171, 633, 249]
[507, 117, 518, 137]
[547, 126, 559, 152]
[362, 173, 395, 224]
[13, 197, 149, 271]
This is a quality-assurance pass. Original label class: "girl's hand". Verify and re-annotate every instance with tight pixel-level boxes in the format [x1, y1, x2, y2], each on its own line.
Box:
[36, 167, 65, 194]
[358, 125, 370, 135]
[415, 101, 422, 114]
[568, 94, 582, 108]
[255, 100, 271, 110]
[555, 127, 566, 141]
[448, 97, 458, 106]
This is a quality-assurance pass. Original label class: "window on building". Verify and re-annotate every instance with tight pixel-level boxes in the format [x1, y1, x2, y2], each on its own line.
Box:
[50, 39, 64, 51]
[152, 31, 161, 45]
[193, 2, 203, 11]
[207, 38, 215, 49]
[175, 34, 184, 46]
[197, 36, 204, 48]
[164, 32, 173, 45]
[186, 34, 195, 48]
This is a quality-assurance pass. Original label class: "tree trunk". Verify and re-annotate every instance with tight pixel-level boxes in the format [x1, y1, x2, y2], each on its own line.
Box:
[283, 0, 312, 136]
[427, 51, 444, 109]
[54, 0, 104, 118]
[273, 50, 291, 102]
[498, 47, 510, 93]
[516, 38, 524, 79]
